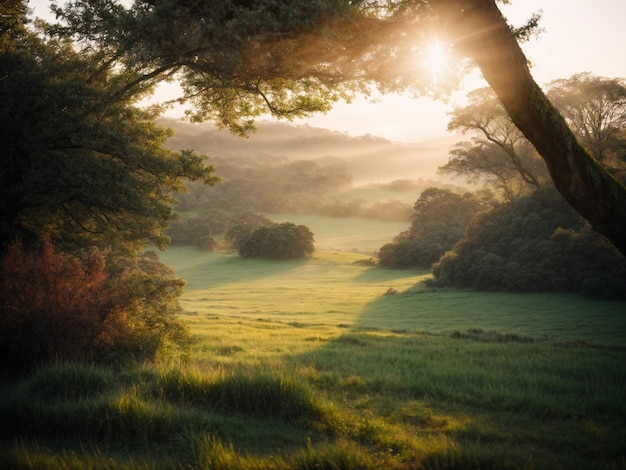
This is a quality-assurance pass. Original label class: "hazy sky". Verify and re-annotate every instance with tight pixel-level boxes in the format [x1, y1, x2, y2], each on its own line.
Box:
[302, 0, 626, 142]
[29, 0, 626, 142]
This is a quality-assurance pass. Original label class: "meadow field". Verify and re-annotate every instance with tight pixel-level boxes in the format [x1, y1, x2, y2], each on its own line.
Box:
[1, 216, 625, 469]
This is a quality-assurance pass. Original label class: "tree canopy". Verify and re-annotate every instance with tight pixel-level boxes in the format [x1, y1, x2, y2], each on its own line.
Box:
[378, 188, 485, 268]
[239, 222, 315, 259]
[440, 87, 550, 199]
[0, 17, 217, 253]
[0, 3, 218, 366]
[46, 0, 626, 255]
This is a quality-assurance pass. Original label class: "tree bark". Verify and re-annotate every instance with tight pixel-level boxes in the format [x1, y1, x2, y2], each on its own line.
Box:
[434, 0, 626, 256]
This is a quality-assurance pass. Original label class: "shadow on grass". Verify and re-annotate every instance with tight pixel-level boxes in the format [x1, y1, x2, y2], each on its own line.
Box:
[160, 248, 309, 289]
[350, 282, 626, 344]
[283, 328, 626, 469]
[351, 265, 430, 284]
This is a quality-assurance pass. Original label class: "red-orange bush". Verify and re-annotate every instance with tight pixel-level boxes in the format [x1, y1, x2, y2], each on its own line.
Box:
[0, 237, 133, 369]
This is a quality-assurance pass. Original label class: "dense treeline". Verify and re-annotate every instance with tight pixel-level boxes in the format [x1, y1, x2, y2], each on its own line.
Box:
[378, 188, 487, 268]
[176, 155, 352, 216]
[162, 119, 460, 185]
[431, 188, 626, 299]
[380, 186, 626, 299]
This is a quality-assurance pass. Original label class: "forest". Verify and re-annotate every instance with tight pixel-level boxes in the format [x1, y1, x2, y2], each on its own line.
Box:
[1, 1, 626, 468]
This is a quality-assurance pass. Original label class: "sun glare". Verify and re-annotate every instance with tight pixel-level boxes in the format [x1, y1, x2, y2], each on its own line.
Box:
[424, 41, 448, 84]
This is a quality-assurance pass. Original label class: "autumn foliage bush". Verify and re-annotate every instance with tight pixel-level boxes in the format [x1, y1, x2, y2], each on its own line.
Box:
[0, 237, 190, 370]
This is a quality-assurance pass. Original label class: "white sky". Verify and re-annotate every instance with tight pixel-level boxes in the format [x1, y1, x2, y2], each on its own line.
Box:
[28, 0, 626, 143]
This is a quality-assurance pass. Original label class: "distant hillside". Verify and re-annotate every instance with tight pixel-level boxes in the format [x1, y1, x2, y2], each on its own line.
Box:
[160, 118, 463, 185]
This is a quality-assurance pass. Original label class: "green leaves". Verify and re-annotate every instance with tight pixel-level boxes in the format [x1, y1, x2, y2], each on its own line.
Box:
[239, 222, 315, 259]
[1, 30, 217, 254]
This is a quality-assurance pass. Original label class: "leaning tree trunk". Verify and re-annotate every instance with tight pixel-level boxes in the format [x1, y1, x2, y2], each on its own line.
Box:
[434, 0, 626, 256]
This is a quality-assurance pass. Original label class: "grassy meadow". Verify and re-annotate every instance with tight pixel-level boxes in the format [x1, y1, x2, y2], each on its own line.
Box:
[1, 215, 625, 469]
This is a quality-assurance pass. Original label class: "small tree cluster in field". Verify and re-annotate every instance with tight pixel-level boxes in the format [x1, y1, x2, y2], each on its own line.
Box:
[0, 237, 191, 370]
[378, 188, 486, 268]
[239, 223, 315, 259]
[431, 188, 626, 299]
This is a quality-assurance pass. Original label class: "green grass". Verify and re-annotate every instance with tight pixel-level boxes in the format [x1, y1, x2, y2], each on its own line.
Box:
[1, 245, 625, 469]
[265, 213, 409, 253]
[160, 247, 625, 348]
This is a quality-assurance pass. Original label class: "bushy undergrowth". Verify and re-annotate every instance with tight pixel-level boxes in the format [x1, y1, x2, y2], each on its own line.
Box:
[0, 238, 192, 370]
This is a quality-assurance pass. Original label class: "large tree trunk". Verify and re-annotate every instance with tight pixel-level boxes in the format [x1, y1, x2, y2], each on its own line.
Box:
[434, 0, 626, 256]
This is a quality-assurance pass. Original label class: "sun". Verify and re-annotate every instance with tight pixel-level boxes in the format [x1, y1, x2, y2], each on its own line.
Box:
[423, 40, 449, 84]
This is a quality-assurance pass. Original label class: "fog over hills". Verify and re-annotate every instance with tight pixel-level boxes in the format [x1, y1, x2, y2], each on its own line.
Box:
[160, 118, 463, 186]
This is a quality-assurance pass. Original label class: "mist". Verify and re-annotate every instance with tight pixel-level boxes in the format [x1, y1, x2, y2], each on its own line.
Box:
[161, 118, 462, 187]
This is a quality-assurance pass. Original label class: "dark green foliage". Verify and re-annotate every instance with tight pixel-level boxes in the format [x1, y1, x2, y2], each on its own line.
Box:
[0, 14, 214, 367]
[0, 0, 28, 52]
[378, 188, 484, 268]
[0, 35, 216, 253]
[432, 187, 626, 298]
[239, 222, 315, 259]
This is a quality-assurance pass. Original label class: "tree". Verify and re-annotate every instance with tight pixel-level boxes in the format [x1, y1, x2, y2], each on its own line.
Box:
[440, 76, 626, 199]
[546, 73, 626, 169]
[378, 188, 485, 268]
[239, 222, 315, 259]
[0, 4, 217, 366]
[432, 0, 626, 256]
[0, 0, 28, 52]
[440, 87, 550, 199]
[1, 13, 218, 254]
[224, 213, 276, 250]
[49, 0, 626, 255]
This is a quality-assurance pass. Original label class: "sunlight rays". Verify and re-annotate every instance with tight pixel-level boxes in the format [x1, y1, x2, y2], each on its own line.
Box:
[423, 40, 449, 85]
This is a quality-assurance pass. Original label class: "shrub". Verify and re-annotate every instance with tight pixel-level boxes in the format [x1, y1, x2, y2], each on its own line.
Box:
[0, 237, 124, 368]
[0, 237, 191, 370]
[239, 222, 315, 259]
